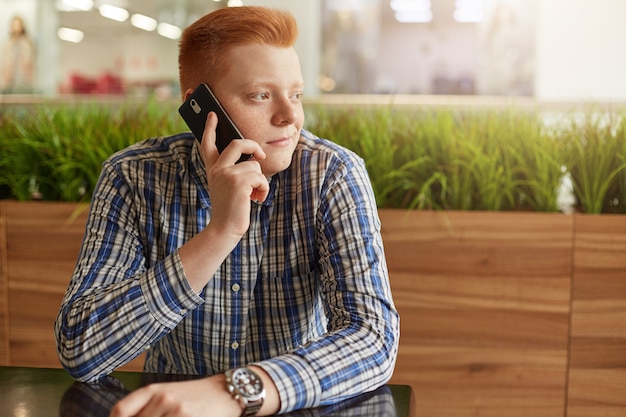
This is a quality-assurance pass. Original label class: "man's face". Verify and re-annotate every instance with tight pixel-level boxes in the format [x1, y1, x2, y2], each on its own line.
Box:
[210, 44, 305, 177]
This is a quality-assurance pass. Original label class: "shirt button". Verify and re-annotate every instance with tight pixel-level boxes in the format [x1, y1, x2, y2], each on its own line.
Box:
[231, 341, 240, 350]
[231, 283, 241, 292]
[179, 309, 187, 316]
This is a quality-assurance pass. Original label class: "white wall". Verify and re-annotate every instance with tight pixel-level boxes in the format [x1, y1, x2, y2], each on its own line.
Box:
[535, 0, 626, 102]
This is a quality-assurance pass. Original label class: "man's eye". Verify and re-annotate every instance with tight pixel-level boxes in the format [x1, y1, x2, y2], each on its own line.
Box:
[251, 93, 269, 100]
[291, 92, 303, 100]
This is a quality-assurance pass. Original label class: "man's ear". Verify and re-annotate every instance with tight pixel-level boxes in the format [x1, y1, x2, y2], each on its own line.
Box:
[182, 88, 195, 101]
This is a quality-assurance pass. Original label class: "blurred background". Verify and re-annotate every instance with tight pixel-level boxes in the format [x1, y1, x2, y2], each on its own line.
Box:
[0, 0, 625, 102]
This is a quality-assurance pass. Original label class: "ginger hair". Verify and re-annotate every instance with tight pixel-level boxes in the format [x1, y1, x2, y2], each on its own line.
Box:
[178, 6, 298, 96]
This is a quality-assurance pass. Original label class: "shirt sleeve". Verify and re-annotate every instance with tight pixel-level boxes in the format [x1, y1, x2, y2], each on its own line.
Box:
[54, 160, 204, 382]
[256, 153, 400, 412]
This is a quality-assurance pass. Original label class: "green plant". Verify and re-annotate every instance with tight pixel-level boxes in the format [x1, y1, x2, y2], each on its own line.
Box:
[0, 100, 185, 201]
[560, 109, 626, 214]
[608, 113, 626, 213]
[2, 100, 626, 213]
[306, 107, 566, 212]
[305, 106, 401, 208]
[492, 110, 564, 212]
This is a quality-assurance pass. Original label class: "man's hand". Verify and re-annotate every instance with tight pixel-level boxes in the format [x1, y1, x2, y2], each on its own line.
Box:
[109, 367, 280, 417]
[109, 375, 241, 417]
[179, 112, 271, 292]
[200, 111, 270, 237]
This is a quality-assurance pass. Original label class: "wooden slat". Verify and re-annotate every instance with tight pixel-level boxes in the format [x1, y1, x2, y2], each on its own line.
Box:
[5, 201, 145, 372]
[6, 201, 87, 367]
[382, 210, 572, 417]
[8, 286, 65, 367]
[0, 202, 9, 365]
[568, 214, 626, 417]
[6, 201, 89, 288]
[7, 201, 626, 417]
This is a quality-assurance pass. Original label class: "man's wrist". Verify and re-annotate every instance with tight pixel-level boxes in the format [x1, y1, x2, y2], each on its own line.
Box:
[225, 367, 266, 416]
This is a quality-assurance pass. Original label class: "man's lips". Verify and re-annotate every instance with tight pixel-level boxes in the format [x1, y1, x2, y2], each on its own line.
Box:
[268, 137, 291, 146]
[267, 130, 298, 146]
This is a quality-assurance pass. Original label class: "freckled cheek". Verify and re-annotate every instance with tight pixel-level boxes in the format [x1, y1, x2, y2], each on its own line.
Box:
[232, 112, 262, 140]
[294, 111, 305, 131]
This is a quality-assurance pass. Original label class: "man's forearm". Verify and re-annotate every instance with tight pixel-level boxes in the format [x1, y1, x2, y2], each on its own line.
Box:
[56, 254, 203, 381]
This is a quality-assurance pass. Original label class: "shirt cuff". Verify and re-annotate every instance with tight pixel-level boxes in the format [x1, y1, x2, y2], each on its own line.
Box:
[140, 249, 204, 329]
[255, 354, 322, 413]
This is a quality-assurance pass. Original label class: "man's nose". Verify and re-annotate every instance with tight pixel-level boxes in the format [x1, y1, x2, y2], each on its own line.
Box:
[272, 97, 298, 125]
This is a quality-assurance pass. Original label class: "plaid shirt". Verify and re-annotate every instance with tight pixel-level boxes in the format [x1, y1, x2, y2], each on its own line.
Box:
[55, 129, 399, 413]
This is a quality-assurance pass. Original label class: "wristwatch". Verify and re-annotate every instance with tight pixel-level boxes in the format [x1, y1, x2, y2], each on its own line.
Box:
[225, 367, 266, 417]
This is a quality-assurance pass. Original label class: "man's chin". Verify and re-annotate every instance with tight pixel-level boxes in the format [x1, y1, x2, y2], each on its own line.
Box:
[261, 158, 292, 178]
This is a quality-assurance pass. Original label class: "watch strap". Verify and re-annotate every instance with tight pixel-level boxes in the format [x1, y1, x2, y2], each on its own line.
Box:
[240, 396, 263, 417]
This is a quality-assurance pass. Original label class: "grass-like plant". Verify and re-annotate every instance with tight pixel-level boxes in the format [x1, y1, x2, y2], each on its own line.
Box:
[559, 109, 626, 214]
[1, 100, 625, 214]
[0, 101, 185, 201]
[304, 106, 403, 208]
[305, 106, 566, 212]
[607, 113, 626, 213]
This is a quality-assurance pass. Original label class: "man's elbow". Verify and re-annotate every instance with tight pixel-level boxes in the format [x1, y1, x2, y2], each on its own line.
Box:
[55, 327, 105, 382]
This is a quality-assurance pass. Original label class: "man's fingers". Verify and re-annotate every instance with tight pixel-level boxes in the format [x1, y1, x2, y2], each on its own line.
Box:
[214, 139, 266, 168]
[199, 112, 220, 167]
[201, 112, 266, 168]
[109, 386, 157, 417]
[250, 171, 270, 202]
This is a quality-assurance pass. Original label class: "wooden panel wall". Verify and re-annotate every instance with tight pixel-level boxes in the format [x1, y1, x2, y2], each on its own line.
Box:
[568, 214, 626, 417]
[382, 210, 573, 417]
[1, 202, 626, 417]
[0, 203, 9, 365]
[3, 201, 144, 371]
[6, 202, 87, 367]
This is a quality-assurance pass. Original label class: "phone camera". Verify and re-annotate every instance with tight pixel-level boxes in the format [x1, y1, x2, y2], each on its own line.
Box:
[190, 99, 202, 114]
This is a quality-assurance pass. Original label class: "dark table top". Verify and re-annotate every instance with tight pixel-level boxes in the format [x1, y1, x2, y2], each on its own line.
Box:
[0, 366, 415, 417]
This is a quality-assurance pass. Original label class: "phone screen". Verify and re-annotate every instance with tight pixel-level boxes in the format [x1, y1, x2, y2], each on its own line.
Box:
[178, 83, 250, 162]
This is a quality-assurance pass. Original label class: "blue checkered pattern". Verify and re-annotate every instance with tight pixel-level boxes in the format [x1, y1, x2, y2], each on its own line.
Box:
[55, 129, 399, 413]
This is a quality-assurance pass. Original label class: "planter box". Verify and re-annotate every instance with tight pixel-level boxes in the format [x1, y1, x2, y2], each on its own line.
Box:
[381, 209, 572, 417]
[0, 201, 144, 371]
[1, 202, 625, 416]
[567, 215, 626, 417]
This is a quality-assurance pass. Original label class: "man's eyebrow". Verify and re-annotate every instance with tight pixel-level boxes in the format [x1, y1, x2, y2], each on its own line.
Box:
[239, 80, 305, 89]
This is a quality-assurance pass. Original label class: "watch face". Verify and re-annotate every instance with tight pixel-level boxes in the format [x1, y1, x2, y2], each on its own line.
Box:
[232, 368, 264, 399]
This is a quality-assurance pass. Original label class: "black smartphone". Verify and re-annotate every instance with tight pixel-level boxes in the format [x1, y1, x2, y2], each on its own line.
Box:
[178, 83, 250, 162]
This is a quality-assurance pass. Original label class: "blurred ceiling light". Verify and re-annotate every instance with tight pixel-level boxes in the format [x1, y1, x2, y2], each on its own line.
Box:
[394, 10, 432, 22]
[326, 0, 362, 10]
[227, 0, 244, 6]
[391, 0, 432, 23]
[318, 75, 336, 92]
[99, 3, 129, 22]
[131, 14, 157, 31]
[390, 0, 430, 12]
[57, 27, 84, 43]
[157, 22, 182, 39]
[454, 0, 483, 22]
[56, 0, 93, 11]
[95, 0, 128, 8]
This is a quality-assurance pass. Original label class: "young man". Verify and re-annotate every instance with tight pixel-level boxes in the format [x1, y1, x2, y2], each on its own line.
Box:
[55, 6, 399, 417]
